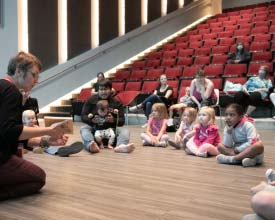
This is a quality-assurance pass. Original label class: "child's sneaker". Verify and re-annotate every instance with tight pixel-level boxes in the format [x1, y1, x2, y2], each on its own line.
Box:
[265, 168, 275, 183]
[242, 158, 257, 167]
[216, 154, 239, 164]
[142, 140, 150, 146]
[242, 214, 265, 220]
[157, 141, 167, 148]
[33, 146, 44, 154]
[141, 123, 148, 128]
[197, 152, 208, 158]
[168, 140, 181, 149]
[129, 106, 140, 113]
[166, 118, 174, 127]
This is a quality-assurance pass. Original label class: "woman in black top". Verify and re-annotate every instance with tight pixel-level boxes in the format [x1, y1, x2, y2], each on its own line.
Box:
[92, 72, 105, 94]
[0, 52, 68, 200]
[129, 74, 173, 124]
[227, 42, 251, 64]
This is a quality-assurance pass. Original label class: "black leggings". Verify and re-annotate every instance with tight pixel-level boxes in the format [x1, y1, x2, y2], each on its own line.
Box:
[234, 91, 262, 108]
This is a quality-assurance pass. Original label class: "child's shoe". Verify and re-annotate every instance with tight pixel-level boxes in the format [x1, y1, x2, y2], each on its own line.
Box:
[242, 214, 265, 220]
[216, 154, 239, 164]
[197, 152, 208, 158]
[129, 105, 141, 113]
[166, 118, 174, 127]
[141, 123, 148, 128]
[157, 141, 167, 148]
[142, 140, 151, 146]
[242, 158, 257, 167]
[168, 140, 181, 149]
[33, 146, 44, 154]
[265, 168, 275, 183]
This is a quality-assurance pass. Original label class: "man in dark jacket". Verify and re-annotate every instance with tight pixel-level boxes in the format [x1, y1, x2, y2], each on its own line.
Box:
[80, 79, 135, 153]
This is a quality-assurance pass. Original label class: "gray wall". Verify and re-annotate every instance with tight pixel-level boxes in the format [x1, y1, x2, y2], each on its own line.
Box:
[0, 0, 18, 77]
[32, 0, 220, 108]
[222, 0, 270, 9]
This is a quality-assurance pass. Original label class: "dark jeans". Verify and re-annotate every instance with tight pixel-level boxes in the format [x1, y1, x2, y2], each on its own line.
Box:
[0, 155, 46, 201]
[141, 94, 164, 119]
[234, 91, 262, 108]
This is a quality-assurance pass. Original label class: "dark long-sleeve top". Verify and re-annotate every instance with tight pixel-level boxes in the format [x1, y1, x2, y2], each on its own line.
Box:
[81, 94, 125, 128]
[227, 51, 251, 64]
[0, 79, 25, 163]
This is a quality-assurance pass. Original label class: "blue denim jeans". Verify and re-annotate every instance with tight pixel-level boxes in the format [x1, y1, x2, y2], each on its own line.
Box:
[141, 94, 163, 119]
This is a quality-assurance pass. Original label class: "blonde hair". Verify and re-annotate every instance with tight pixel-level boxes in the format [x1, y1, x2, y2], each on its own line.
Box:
[182, 107, 197, 122]
[198, 106, 216, 125]
[151, 103, 168, 119]
[22, 109, 36, 124]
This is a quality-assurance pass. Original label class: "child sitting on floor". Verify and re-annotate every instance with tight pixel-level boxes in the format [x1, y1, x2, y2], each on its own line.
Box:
[216, 103, 264, 167]
[140, 103, 169, 147]
[168, 107, 197, 150]
[167, 87, 194, 126]
[22, 110, 83, 157]
[185, 106, 220, 157]
[88, 100, 118, 149]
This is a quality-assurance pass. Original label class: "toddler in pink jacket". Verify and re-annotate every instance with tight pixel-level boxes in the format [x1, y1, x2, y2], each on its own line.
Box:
[186, 106, 221, 157]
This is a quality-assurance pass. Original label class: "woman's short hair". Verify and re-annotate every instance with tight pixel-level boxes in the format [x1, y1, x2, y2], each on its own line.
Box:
[259, 65, 269, 74]
[7, 52, 42, 77]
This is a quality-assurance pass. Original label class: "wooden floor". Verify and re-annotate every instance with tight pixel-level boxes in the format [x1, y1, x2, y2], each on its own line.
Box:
[1, 122, 275, 220]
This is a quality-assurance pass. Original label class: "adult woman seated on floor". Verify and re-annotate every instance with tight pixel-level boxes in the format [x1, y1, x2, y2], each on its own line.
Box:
[129, 74, 173, 127]
[189, 69, 217, 109]
[0, 52, 69, 201]
[227, 42, 251, 64]
[234, 65, 273, 117]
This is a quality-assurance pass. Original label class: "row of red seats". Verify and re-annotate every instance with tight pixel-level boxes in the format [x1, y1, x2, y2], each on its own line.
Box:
[180, 24, 274, 37]
[174, 31, 274, 44]
[146, 49, 273, 62]
[199, 19, 273, 28]
[112, 62, 274, 83]
[175, 33, 273, 44]
[112, 76, 257, 104]
[222, 4, 275, 16]
[131, 55, 274, 70]
[162, 36, 273, 51]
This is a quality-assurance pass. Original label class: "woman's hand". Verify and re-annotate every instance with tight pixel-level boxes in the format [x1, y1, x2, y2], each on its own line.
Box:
[49, 120, 70, 139]
[243, 87, 249, 95]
